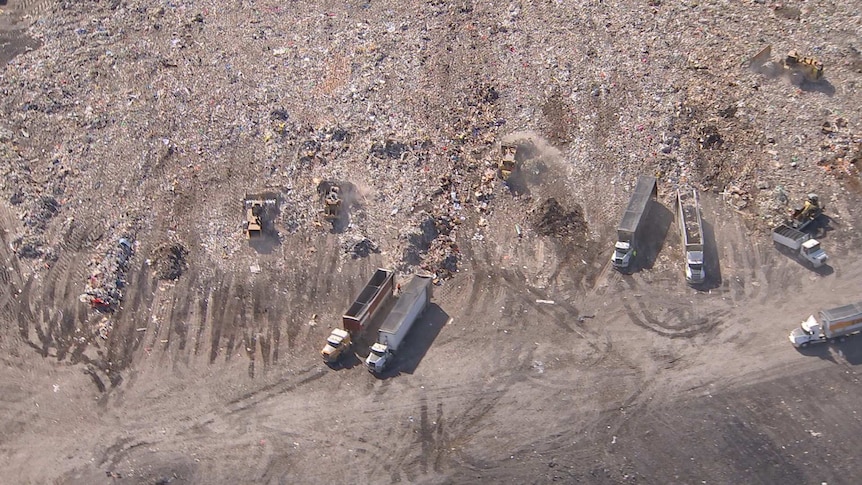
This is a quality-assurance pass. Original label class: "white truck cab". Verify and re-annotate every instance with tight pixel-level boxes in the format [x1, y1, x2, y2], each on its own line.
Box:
[612, 241, 633, 267]
[365, 342, 391, 373]
[800, 239, 828, 267]
[788, 315, 825, 348]
[685, 251, 705, 284]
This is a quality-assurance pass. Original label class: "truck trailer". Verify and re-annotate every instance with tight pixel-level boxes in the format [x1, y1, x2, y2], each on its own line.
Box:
[772, 223, 828, 268]
[612, 176, 657, 271]
[342, 268, 395, 335]
[789, 302, 862, 348]
[676, 188, 706, 285]
[365, 274, 433, 374]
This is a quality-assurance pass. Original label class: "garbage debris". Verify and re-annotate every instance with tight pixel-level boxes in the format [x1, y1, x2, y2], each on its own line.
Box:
[80, 237, 135, 314]
[151, 242, 188, 280]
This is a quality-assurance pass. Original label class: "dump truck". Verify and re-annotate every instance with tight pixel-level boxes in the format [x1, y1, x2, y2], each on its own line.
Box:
[365, 274, 432, 374]
[789, 193, 823, 231]
[676, 188, 705, 285]
[772, 223, 828, 268]
[320, 328, 352, 364]
[242, 194, 277, 239]
[342, 268, 395, 335]
[612, 176, 657, 271]
[789, 302, 862, 348]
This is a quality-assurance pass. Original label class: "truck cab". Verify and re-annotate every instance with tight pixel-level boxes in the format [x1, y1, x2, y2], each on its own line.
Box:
[801, 239, 828, 267]
[789, 315, 825, 348]
[365, 342, 391, 373]
[685, 251, 705, 284]
[612, 240, 633, 268]
[321, 328, 352, 363]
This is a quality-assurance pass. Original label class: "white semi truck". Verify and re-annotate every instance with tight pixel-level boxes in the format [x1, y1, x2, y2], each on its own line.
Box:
[611, 176, 657, 272]
[676, 188, 705, 285]
[789, 302, 862, 348]
[772, 223, 828, 268]
[365, 274, 433, 374]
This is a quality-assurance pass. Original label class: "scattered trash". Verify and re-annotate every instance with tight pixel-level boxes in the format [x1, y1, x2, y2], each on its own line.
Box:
[80, 237, 135, 315]
[151, 242, 188, 280]
[535, 299, 555, 305]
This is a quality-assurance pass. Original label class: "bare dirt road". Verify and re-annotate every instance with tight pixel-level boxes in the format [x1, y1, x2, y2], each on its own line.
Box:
[2, 182, 862, 484]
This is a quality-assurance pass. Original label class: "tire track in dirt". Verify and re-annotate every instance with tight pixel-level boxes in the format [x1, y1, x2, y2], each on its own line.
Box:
[13, 0, 56, 17]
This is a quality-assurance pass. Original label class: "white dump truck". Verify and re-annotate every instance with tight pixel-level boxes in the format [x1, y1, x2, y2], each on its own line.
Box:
[365, 274, 433, 374]
[676, 188, 705, 285]
[612, 176, 657, 272]
[772, 223, 828, 268]
[789, 302, 862, 348]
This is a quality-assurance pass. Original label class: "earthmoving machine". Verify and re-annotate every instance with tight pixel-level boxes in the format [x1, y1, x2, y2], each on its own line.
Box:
[789, 302, 862, 348]
[789, 193, 823, 230]
[676, 188, 705, 285]
[365, 274, 432, 374]
[612, 175, 657, 271]
[242, 194, 277, 239]
[783, 49, 824, 83]
[750, 45, 824, 84]
[772, 223, 828, 268]
[323, 184, 342, 221]
[499, 142, 518, 181]
[320, 328, 352, 364]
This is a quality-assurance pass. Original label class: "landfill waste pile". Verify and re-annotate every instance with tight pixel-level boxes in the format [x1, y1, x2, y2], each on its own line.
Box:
[0, 1, 861, 484]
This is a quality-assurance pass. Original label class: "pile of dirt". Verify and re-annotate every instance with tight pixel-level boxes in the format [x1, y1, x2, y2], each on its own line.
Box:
[151, 242, 188, 281]
[532, 198, 588, 242]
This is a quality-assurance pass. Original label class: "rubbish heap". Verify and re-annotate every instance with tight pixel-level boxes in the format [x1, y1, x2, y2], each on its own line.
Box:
[80, 237, 135, 316]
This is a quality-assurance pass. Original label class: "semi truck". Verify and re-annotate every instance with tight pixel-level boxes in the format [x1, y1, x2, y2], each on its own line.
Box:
[789, 302, 862, 348]
[676, 188, 706, 285]
[611, 175, 657, 271]
[321, 268, 394, 364]
[365, 274, 433, 374]
[772, 223, 828, 268]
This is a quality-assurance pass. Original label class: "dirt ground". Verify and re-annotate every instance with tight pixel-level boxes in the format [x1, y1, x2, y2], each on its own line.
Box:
[2, 1, 862, 484]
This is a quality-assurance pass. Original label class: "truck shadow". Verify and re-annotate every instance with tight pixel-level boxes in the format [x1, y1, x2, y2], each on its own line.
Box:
[696, 216, 722, 291]
[636, 202, 674, 272]
[373, 303, 449, 379]
[797, 340, 862, 365]
[328, 352, 362, 370]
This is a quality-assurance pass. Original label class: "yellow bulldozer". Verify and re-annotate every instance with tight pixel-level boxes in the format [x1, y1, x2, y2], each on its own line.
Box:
[323, 185, 342, 221]
[242, 194, 277, 239]
[499, 142, 518, 181]
[750, 45, 824, 85]
[790, 193, 823, 230]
